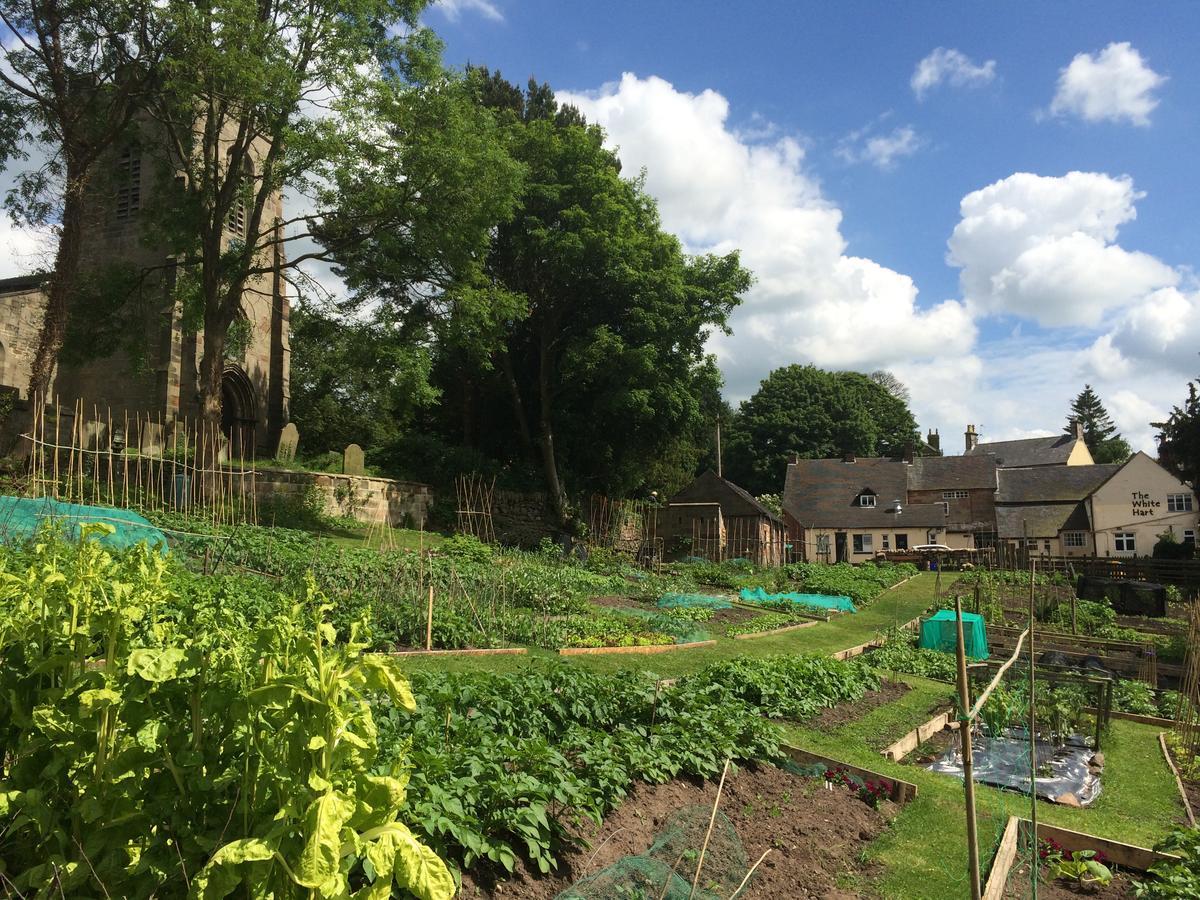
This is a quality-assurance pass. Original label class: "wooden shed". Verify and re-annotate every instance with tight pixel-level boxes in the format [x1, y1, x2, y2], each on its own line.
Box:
[659, 470, 787, 566]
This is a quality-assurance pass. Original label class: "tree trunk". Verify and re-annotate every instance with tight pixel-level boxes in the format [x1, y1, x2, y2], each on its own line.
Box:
[536, 328, 568, 529]
[27, 152, 88, 400]
[497, 346, 534, 458]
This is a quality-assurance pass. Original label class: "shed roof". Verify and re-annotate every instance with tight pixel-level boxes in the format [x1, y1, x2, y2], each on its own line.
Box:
[782, 457, 947, 528]
[668, 469, 782, 523]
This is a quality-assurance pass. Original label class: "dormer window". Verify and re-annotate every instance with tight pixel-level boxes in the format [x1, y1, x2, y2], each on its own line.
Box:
[859, 493, 876, 508]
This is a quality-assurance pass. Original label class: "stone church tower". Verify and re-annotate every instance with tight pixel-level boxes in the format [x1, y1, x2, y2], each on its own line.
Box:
[0, 135, 291, 456]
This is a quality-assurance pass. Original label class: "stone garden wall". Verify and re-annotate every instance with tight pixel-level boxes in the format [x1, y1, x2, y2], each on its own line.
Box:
[254, 467, 433, 529]
[491, 489, 558, 547]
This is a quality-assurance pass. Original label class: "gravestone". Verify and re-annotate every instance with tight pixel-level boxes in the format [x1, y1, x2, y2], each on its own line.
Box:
[343, 443, 365, 476]
[276, 423, 299, 462]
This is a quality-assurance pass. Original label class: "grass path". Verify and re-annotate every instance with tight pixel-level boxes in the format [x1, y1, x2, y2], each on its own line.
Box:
[785, 677, 1186, 898]
[400, 571, 949, 678]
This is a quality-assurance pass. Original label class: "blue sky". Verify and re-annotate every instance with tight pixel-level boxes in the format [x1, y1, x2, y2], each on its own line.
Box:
[430, 0, 1200, 452]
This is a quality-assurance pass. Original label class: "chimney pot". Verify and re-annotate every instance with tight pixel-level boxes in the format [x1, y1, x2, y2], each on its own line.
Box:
[965, 424, 979, 454]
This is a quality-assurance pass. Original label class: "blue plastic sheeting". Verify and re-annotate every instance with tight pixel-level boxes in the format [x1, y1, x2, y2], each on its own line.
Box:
[739, 587, 856, 613]
[0, 496, 168, 553]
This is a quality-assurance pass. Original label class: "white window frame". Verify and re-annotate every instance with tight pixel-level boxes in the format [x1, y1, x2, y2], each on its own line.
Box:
[1184, 530, 1196, 544]
[895, 533, 909, 550]
[941, 490, 968, 500]
[882, 534, 890, 550]
[1114, 532, 1136, 553]
[853, 534, 873, 554]
[1063, 532, 1086, 549]
[1025, 538, 1038, 549]
[816, 534, 830, 554]
[859, 494, 876, 508]
[1168, 493, 1194, 512]
[941, 502, 949, 515]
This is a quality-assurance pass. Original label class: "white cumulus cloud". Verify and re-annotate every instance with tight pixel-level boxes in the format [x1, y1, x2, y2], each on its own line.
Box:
[911, 48, 996, 99]
[1048, 42, 1166, 126]
[837, 123, 923, 171]
[948, 171, 1178, 327]
[432, 0, 502, 23]
[556, 73, 976, 403]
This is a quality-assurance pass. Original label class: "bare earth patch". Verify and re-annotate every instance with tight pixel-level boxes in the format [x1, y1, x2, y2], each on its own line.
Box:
[806, 680, 911, 731]
[458, 762, 892, 899]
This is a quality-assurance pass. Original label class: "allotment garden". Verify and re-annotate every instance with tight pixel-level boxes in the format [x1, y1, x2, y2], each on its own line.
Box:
[2, 512, 1199, 898]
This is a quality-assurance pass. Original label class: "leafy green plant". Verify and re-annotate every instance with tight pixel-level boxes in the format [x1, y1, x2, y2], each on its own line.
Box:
[0, 528, 453, 899]
[865, 633, 957, 681]
[686, 655, 880, 720]
[1137, 826, 1200, 897]
[725, 612, 800, 637]
[1050, 850, 1113, 891]
[979, 682, 1018, 738]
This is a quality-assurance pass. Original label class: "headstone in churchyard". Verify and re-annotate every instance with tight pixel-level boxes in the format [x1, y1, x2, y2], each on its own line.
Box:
[343, 443, 365, 476]
[276, 423, 299, 462]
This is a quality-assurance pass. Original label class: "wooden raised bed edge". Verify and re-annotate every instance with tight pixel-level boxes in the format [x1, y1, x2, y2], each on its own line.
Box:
[982, 815, 1021, 900]
[558, 639, 718, 656]
[780, 744, 918, 804]
[1159, 731, 1197, 828]
[880, 709, 960, 762]
[982, 815, 1180, 896]
[384, 647, 528, 658]
[1083, 707, 1176, 728]
[732, 619, 821, 640]
[832, 613, 925, 661]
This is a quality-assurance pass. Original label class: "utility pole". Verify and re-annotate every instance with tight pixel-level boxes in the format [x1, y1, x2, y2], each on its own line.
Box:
[716, 415, 722, 477]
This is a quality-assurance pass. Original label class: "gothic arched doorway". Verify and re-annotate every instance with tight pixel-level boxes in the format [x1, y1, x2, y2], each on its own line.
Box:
[220, 365, 257, 459]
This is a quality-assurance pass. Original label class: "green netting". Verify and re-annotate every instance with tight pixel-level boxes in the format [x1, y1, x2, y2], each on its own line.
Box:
[0, 496, 168, 554]
[615, 606, 711, 644]
[918, 609, 989, 659]
[657, 593, 733, 610]
[739, 586, 856, 613]
[556, 806, 749, 900]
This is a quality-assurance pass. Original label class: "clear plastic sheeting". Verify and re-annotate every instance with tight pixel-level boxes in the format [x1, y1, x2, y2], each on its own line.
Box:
[926, 728, 1102, 806]
[739, 587, 856, 613]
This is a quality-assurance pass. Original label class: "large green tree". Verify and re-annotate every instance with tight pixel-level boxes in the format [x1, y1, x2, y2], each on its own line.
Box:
[335, 72, 748, 522]
[1154, 375, 1200, 487]
[468, 76, 748, 524]
[137, 0, 517, 432]
[724, 365, 920, 495]
[1065, 384, 1131, 464]
[0, 0, 164, 397]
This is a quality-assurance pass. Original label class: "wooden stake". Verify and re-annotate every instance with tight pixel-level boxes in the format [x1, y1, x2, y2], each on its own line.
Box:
[689, 759, 731, 900]
[1029, 555, 1039, 900]
[425, 583, 434, 651]
[954, 593, 982, 900]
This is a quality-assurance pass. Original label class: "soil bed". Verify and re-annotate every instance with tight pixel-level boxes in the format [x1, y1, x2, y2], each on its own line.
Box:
[905, 726, 959, 766]
[458, 762, 892, 899]
[1003, 858, 1142, 898]
[1165, 740, 1200, 823]
[807, 680, 910, 731]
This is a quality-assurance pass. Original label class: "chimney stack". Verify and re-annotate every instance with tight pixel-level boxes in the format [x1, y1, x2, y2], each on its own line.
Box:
[965, 424, 978, 453]
[1072, 418, 1085, 441]
[788, 451, 800, 465]
[927, 428, 940, 452]
[903, 443, 915, 464]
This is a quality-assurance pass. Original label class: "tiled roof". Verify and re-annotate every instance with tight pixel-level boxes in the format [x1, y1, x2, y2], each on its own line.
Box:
[782, 457, 947, 528]
[669, 469, 782, 523]
[909, 455, 997, 491]
[996, 503, 1091, 539]
[995, 465, 1121, 503]
[966, 434, 1082, 467]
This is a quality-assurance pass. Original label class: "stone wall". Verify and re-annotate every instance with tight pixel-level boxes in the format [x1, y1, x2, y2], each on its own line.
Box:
[492, 489, 557, 547]
[254, 467, 432, 529]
